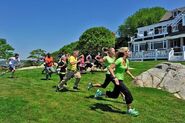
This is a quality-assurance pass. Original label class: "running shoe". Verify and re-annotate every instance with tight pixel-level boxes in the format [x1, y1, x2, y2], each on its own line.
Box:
[94, 89, 102, 98]
[73, 87, 80, 90]
[87, 82, 93, 90]
[127, 108, 139, 116]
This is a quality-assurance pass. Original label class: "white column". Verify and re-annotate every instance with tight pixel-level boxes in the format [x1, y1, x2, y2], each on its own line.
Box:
[138, 43, 140, 52]
[148, 42, 151, 50]
[133, 44, 135, 52]
[155, 49, 158, 61]
[166, 40, 169, 49]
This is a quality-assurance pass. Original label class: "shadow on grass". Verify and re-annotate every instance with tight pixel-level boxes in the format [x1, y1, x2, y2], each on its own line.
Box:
[54, 87, 80, 93]
[40, 78, 53, 80]
[85, 95, 125, 104]
[90, 103, 126, 114]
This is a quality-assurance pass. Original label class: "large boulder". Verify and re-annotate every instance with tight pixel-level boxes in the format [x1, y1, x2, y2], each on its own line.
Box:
[134, 62, 185, 100]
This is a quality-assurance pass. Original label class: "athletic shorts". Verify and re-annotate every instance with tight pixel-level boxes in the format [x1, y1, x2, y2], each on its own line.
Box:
[9, 64, 15, 71]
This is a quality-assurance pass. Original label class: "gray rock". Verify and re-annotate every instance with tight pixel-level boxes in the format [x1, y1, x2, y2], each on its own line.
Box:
[155, 63, 169, 71]
[147, 68, 166, 87]
[174, 93, 181, 99]
[179, 84, 185, 100]
[135, 62, 185, 100]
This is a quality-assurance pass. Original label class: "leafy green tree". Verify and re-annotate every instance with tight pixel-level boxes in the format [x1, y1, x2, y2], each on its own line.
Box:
[59, 41, 78, 54]
[0, 39, 14, 60]
[52, 41, 78, 60]
[27, 49, 46, 61]
[115, 37, 129, 49]
[118, 7, 167, 37]
[77, 27, 115, 55]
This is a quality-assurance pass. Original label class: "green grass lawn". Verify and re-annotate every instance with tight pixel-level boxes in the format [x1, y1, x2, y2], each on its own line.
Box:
[0, 61, 185, 123]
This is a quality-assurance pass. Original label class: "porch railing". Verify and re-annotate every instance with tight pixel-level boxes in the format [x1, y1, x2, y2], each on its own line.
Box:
[168, 46, 185, 61]
[130, 49, 168, 61]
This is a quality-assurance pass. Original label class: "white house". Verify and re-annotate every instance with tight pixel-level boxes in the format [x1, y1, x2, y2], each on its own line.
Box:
[128, 7, 185, 61]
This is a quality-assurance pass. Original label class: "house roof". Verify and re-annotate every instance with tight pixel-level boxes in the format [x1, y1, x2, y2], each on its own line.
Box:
[160, 6, 185, 22]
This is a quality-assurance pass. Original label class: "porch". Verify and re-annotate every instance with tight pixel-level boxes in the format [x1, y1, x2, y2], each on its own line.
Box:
[129, 35, 185, 61]
[129, 49, 169, 61]
[129, 46, 185, 61]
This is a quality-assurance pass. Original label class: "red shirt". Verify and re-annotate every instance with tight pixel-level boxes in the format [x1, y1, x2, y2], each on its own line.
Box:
[45, 57, 54, 67]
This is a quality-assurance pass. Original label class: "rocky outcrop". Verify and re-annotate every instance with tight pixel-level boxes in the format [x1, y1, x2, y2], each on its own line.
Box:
[134, 62, 185, 100]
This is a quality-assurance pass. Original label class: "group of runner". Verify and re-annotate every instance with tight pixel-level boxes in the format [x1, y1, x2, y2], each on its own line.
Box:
[54, 47, 139, 116]
[2, 47, 139, 116]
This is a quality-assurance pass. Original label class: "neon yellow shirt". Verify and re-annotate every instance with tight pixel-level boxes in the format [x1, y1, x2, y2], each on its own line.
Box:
[68, 56, 77, 71]
[115, 58, 129, 80]
[103, 56, 115, 74]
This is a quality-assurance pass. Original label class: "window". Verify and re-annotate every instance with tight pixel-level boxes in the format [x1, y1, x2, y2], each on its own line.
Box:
[173, 11, 177, 17]
[148, 29, 154, 35]
[183, 15, 185, 26]
[154, 41, 163, 49]
[151, 42, 154, 50]
[134, 44, 139, 52]
[158, 28, 162, 34]
[163, 40, 167, 49]
[175, 39, 180, 47]
[163, 26, 167, 33]
[140, 43, 146, 51]
[170, 41, 174, 48]
[172, 25, 179, 32]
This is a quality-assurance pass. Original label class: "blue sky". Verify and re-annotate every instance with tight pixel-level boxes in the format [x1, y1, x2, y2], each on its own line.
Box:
[0, 0, 185, 59]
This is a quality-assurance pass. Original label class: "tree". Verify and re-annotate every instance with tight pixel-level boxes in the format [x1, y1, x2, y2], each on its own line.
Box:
[118, 7, 167, 37]
[77, 27, 116, 55]
[115, 37, 129, 49]
[52, 41, 79, 60]
[59, 41, 79, 54]
[27, 49, 46, 61]
[0, 39, 14, 60]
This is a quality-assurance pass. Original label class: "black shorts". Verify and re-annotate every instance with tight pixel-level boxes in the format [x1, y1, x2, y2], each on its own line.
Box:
[86, 63, 93, 68]
[101, 74, 114, 88]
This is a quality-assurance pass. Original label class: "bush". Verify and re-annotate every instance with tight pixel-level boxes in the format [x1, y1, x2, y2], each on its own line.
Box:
[23, 60, 43, 67]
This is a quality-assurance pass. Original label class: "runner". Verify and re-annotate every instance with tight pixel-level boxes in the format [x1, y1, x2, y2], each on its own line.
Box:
[44, 53, 55, 80]
[56, 50, 81, 91]
[78, 54, 85, 73]
[57, 55, 67, 82]
[85, 53, 93, 70]
[94, 47, 139, 116]
[8, 53, 20, 78]
[94, 52, 103, 70]
[87, 48, 115, 90]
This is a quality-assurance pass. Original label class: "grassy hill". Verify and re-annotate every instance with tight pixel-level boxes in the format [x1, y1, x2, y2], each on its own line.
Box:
[0, 61, 185, 123]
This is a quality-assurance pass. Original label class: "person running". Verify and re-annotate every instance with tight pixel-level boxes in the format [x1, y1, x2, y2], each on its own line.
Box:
[44, 53, 55, 80]
[87, 48, 115, 90]
[8, 53, 20, 78]
[41, 54, 47, 74]
[85, 53, 92, 67]
[94, 47, 139, 116]
[78, 54, 85, 73]
[57, 55, 67, 82]
[56, 50, 81, 91]
[94, 52, 103, 70]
